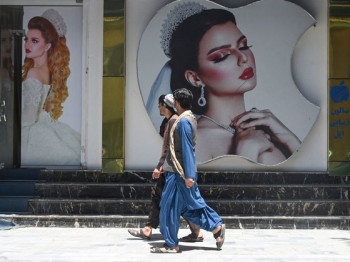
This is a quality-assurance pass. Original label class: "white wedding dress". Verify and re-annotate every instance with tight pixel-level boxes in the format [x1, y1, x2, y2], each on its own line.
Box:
[21, 78, 81, 166]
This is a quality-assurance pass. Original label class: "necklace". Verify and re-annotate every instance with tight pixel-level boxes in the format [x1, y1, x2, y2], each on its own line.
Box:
[201, 115, 235, 135]
[35, 63, 47, 68]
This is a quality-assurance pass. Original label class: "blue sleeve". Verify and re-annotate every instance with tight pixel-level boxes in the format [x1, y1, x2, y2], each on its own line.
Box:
[177, 118, 196, 179]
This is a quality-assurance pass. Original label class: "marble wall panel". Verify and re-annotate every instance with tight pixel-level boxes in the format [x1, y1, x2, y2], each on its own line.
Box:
[28, 199, 350, 216]
[40, 171, 346, 184]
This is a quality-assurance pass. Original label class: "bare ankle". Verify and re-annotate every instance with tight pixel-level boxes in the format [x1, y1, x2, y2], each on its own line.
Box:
[143, 226, 152, 234]
[197, 230, 203, 238]
[212, 225, 221, 235]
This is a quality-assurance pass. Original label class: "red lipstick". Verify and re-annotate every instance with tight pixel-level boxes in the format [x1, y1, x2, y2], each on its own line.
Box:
[25, 49, 31, 53]
[239, 67, 254, 80]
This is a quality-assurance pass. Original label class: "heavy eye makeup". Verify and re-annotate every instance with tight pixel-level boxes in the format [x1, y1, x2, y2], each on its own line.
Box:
[24, 37, 39, 43]
[208, 50, 231, 63]
[207, 39, 252, 63]
[238, 38, 252, 51]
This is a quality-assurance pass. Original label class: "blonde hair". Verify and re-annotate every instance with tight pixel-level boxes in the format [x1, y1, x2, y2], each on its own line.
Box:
[22, 16, 70, 120]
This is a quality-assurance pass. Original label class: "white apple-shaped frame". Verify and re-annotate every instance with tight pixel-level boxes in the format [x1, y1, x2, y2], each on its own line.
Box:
[137, 0, 320, 166]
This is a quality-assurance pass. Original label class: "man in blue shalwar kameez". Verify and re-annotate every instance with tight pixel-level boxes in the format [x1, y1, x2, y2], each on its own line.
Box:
[151, 88, 225, 254]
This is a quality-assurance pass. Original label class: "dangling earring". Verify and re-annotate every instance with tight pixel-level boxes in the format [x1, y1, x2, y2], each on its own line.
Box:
[198, 84, 206, 107]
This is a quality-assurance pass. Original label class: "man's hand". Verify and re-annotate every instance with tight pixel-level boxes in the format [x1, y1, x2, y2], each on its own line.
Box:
[152, 168, 160, 179]
[159, 166, 165, 173]
[185, 178, 195, 188]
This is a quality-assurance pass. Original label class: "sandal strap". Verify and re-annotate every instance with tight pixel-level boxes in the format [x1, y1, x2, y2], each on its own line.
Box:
[140, 229, 145, 237]
[128, 229, 139, 237]
[152, 246, 179, 253]
[213, 229, 221, 239]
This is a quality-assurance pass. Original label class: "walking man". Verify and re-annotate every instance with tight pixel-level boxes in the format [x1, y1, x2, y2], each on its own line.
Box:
[128, 94, 203, 241]
[151, 89, 225, 254]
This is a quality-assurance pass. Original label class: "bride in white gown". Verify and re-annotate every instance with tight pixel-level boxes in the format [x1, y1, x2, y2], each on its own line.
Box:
[21, 9, 80, 166]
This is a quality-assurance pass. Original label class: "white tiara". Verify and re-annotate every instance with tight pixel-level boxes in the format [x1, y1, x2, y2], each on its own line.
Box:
[160, 2, 207, 58]
[42, 9, 67, 37]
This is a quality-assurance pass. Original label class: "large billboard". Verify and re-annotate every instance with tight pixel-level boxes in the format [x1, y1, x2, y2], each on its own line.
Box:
[136, 0, 320, 166]
[21, 6, 82, 166]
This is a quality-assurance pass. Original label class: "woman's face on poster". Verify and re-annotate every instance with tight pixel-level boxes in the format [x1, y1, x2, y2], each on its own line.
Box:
[24, 29, 51, 60]
[1, 30, 12, 59]
[196, 21, 256, 96]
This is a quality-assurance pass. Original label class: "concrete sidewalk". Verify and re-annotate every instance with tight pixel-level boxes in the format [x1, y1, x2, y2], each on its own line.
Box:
[1, 227, 350, 261]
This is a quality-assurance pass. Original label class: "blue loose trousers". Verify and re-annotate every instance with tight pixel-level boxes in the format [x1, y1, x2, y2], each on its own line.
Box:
[160, 171, 222, 247]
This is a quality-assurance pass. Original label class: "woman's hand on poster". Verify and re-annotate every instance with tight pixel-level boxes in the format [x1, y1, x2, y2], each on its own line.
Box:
[185, 178, 195, 188]
[235, 126, 275, 162]
[231, 109, 301, 153]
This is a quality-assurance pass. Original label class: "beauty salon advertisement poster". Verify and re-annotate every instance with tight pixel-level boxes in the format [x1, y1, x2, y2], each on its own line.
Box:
[135, 0, 322, 167]
[21, 6, 82, 166]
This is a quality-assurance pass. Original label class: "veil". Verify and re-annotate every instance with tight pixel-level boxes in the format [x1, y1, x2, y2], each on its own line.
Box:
[146, 61, 172, 131]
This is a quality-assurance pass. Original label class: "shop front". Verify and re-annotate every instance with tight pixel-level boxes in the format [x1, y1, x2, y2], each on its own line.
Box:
[0, 0, 350, 228]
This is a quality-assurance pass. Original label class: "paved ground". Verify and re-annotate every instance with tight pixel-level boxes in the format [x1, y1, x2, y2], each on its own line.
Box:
[1, 227, 350, 261]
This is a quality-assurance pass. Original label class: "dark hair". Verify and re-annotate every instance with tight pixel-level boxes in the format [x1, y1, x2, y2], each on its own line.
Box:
[166, 105, 176, 115]
[169, 9, 236, 114]
[158, 94, 166, 105]
[173, 88, 193, 110]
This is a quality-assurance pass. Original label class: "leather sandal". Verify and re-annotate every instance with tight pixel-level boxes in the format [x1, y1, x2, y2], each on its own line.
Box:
[150, 244, 181, 253]
[213, 224, 225, 250]
[179, 233, 204, 242]
[127, 229, 151, 240]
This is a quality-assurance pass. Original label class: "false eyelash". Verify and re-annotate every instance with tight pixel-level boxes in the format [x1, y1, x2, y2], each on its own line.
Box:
[240, 45, 253, 50]
[213, 54, 230, 63]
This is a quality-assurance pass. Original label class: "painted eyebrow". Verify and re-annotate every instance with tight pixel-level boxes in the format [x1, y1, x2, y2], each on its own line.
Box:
[206, 35, 247, 56]
[237, 35, 246, 44]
